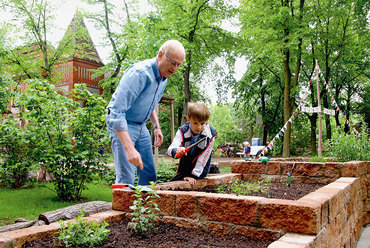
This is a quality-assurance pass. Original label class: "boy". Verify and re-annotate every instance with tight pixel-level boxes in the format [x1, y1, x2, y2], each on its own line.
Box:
[243, 141, 251, 160]
[167, 102, 217, 185]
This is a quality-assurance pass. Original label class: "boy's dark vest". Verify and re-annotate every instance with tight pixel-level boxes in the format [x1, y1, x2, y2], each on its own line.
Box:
[177, 122, 217, 178]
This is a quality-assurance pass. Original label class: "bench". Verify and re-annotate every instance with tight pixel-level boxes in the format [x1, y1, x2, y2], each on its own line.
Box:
[237, 146, 265, 159]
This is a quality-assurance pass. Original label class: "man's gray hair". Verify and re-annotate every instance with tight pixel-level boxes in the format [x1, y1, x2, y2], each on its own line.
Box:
[159, 40, 185, 56]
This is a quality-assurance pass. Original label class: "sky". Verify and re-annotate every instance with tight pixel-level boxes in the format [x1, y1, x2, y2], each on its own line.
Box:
[1, 0, 247, 103]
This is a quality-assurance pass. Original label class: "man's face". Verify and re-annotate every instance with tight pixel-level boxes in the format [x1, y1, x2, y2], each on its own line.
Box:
[157, 47, 185, 78]
[187, 116, 207, 135]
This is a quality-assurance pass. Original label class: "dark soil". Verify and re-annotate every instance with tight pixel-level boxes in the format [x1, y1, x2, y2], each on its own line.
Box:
[22, 219, 272, 248]
[180, 181, 326, 200]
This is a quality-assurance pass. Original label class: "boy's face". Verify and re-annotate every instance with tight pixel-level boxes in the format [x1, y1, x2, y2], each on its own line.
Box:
[186, 116, 207, 135]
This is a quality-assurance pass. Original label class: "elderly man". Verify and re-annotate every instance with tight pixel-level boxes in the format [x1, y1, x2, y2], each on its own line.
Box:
[106, 40, 185, 185]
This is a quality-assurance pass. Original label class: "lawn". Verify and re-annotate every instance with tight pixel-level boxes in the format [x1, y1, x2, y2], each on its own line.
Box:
[0, 181, 112, 227]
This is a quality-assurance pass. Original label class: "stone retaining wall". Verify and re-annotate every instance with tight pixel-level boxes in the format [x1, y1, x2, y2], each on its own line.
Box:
[112, 160, 369, 248]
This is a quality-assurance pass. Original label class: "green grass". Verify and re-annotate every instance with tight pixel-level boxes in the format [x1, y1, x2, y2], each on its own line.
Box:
[219, 167, 231, 173]
[0, 182, 112, 227]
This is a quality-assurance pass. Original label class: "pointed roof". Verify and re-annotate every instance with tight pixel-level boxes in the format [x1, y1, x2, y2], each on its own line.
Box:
[60, 11, 104, 65]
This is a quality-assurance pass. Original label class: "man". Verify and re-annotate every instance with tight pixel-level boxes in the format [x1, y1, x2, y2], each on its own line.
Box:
[106, 40, 185, 186]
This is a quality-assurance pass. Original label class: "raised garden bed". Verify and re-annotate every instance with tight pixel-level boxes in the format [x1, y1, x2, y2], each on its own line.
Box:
[112, 160, 369, 248]
[0, 160, 368, 248]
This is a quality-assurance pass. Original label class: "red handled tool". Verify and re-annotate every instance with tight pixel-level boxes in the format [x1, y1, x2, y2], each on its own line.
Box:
[176, 136, 207, 158]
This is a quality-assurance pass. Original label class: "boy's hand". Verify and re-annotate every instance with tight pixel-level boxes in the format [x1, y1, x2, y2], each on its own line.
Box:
[175, 147, 187, 158]
[184, 177, 196, 185]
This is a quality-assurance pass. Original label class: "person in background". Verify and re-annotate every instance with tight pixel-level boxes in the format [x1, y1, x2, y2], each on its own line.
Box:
[167, 102, 217, 185]
[243, 141, 251, 160]
[106, 40, 185, 186]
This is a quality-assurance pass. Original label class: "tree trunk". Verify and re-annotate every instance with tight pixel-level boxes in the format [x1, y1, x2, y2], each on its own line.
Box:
[38, 201, 112, 224]
[182, 51, 192, 125]
[282, 51, 292, 157]
[308, 113, 317, 154]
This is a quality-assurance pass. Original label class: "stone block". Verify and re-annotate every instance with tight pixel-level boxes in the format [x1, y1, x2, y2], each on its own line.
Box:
[176, 191, 201, 218]
[300, 191, 330, 227]
[235, 226, 282, 241]
[206, 222, 233, 236]
[161, 216, 199, 230]
[112, 188, 134, 211]
[0, 222, 60, 248]
[89, 210, 126, 223]
[293, 162, 324, 177]
[279, 233, 316, 246]
[268, 240, 308, 248]
[156, 191, 177, 216]
[260, 199, 321, 234]
[198, 194, 261, 225]
[324, 162, 341, 179]
[266, 161, 281, 175]
[231, 161, 265, 174]
[341, 161, 367, 177]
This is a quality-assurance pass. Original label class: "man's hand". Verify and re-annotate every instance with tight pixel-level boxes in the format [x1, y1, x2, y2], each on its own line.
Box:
[184, 177, 196, 185]
[154, 128, 163, 147]
[175, 147, 187, 158]
[125, 147, 144, 170]
[115, 130, 143, 170]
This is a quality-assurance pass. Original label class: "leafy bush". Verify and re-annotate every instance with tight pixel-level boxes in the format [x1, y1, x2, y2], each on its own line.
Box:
[129, 182, 160, 234]
[324, 122, 369, 162]
[19, 80, 109, 201]
[57, 210, 110, 248]
[156, 159, 177, 183]
[0, 115, 36, 189]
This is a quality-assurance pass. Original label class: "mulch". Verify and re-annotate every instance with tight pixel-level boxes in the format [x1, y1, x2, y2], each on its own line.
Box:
[22, 219, 272, 248]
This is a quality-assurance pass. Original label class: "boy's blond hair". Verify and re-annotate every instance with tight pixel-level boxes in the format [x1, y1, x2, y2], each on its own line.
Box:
[187, 102, 210, 122]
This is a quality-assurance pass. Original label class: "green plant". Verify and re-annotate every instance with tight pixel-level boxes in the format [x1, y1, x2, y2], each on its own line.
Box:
[216, 179, 271, 196]
[19, 80, 109, 201]
[309, 156, 328, 162]
[324, 121, 369, 162]
[0, 116, 37, 189]
[129, 182, 160, 233]
[57, 210, 110, 248]
[156, 159, 177, 183]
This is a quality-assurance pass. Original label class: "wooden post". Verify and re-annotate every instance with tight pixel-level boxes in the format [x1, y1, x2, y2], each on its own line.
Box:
[315, 60, 322, 157]
[170, 100, 175, 141]
[154, 105, 159, 169]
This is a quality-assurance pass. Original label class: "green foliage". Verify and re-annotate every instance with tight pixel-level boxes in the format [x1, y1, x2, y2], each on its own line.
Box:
[18, 79, 109, 201]
[57, 210, 110, 248]
[129, 182, 160, 234]
[309, 156, 328, 163]
[209, 104, 243, 148]
[324, 122, 369, 162]
[216, 179, 271, 196]
[0, 117, 37, 189]
[0, 75, 14, 115]
[156, 159, 177, 183]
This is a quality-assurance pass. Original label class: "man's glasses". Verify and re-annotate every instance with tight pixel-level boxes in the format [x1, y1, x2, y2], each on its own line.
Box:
[165, 54, 182, 68]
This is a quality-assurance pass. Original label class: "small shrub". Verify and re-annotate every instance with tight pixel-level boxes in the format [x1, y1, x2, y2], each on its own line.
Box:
[324, 122, 369, 162]
[129, 182, 160, 234]
[57, 210, 110, 248]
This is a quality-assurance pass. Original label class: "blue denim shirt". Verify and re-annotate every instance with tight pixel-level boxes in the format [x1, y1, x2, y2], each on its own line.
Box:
[107, 58, 167, 131]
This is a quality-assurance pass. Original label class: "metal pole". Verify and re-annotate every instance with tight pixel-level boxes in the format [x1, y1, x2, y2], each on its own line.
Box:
[315, 60, 322, 157]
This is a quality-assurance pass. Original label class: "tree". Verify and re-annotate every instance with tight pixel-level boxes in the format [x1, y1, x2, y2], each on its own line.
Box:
[147, 0, 237, 123]
[82, 0, 144, 97]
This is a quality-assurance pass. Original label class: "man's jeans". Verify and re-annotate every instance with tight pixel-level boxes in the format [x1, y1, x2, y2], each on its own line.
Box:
[106, 114, 157, 186]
